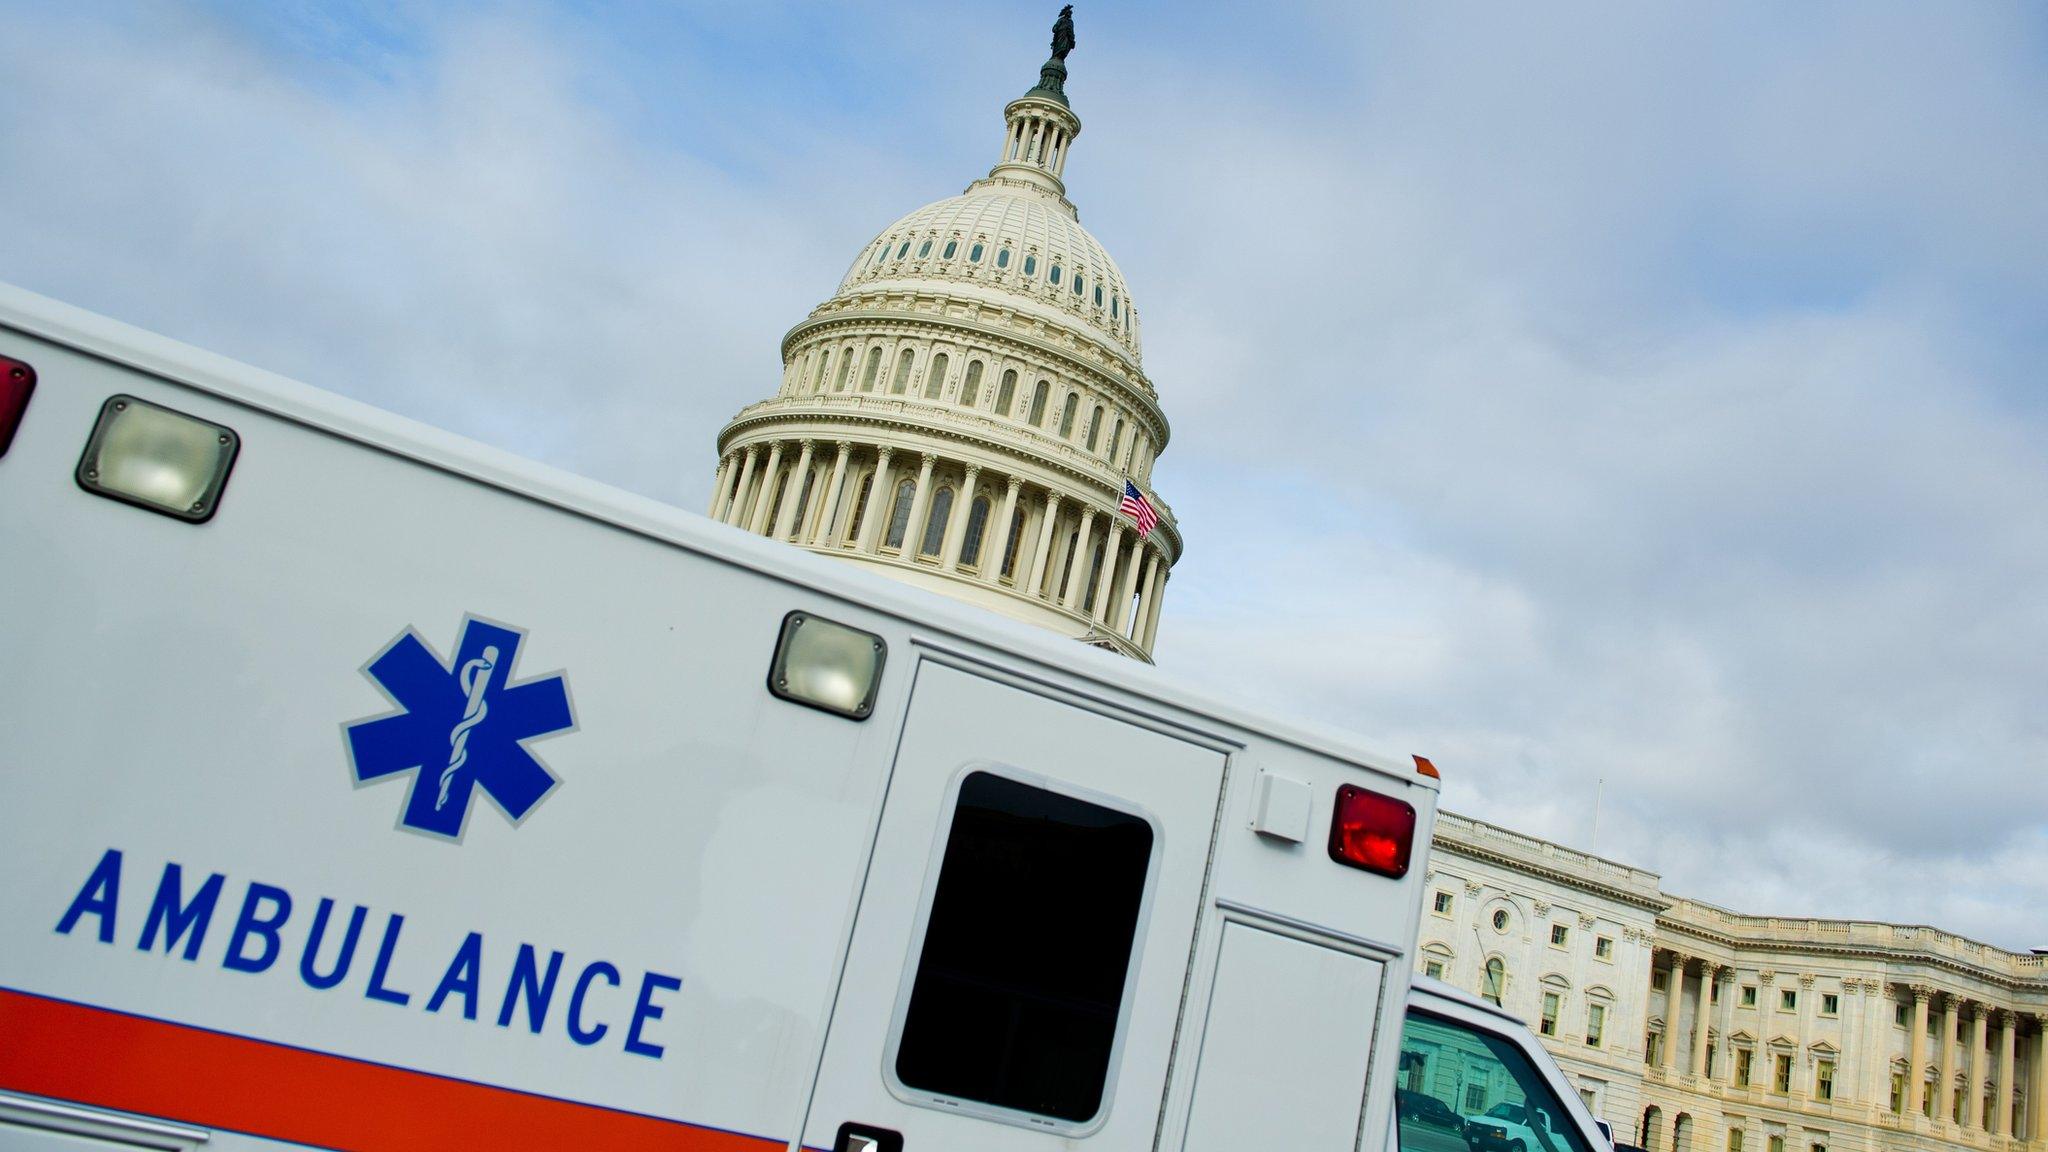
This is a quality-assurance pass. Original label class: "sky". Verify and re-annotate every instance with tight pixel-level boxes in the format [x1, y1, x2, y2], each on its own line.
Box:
[2, 2, 2044, 949]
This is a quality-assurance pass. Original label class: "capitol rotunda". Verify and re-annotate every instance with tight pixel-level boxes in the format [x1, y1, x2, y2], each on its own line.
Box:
[707, 11, 1178, 661]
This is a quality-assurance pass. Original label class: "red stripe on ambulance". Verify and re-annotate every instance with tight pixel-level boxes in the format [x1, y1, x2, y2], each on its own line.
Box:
[0, 989, 782, 1152]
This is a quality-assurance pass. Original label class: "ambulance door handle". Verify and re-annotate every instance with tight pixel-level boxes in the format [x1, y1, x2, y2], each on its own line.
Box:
[833, 1121, 903, 1152]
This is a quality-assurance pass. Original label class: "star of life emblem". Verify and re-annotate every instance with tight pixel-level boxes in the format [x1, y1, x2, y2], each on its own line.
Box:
[343, 617, 575, 840]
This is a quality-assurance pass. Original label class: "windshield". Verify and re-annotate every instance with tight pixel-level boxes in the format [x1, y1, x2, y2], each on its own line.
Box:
[1395, 1010, 1592, 1152]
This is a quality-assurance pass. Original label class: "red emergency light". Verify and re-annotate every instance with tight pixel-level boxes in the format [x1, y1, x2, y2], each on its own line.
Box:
[0, 355, 34, 457]
[1327, 783, 1416, 878]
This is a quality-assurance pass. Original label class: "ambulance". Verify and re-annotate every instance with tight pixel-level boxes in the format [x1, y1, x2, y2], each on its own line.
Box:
[0, 283, 1608, 1152]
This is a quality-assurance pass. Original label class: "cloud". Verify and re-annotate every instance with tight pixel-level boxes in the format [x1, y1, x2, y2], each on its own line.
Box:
[1, 1, 2042, 948]
[1102, 3, 2048, 946]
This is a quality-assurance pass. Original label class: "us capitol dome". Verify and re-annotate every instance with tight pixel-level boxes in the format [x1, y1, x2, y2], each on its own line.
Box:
[707, 8, 1180, 661]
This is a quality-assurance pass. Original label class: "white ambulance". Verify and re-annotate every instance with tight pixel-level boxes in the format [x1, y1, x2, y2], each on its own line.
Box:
[0, 284, 1607, 1152]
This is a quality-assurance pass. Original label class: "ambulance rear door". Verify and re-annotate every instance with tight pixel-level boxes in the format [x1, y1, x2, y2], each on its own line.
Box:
[801, 655, 1227, 1152]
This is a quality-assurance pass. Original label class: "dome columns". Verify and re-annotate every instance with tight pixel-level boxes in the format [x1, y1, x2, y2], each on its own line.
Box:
[858, 447, 896, 554]
[982, 477, 1024, 590]
[811, 442, 854, 548]
[708, 453, 737, 522]
[710, 427, 1171, 658]
[772, 440, 816, 539]
[939, 464, 982, 570]
[746, 442, 785, 535]
[1025, 492, 1063, 597]
[1136, 551, 1165, 648]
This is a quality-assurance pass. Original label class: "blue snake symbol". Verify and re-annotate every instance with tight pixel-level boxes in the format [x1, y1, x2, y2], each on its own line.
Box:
[436, 645, 498, 810]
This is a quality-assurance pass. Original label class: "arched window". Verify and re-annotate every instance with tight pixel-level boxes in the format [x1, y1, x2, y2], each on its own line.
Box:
[941, 239, 957, 260]
[871, 243, 888, 266]
[1085, 407, 1101, 451]
[920, 487, 953, 557]
[1094, 285, 1104, 308]
[843, 473, 873, 544]
[1073, 273, 1085, 297]
[996, 370, 1017, 415]
[1109, 418, 1124, 461]
[1483, 957, 1507, 1006]
[960, 495, 990, 567]
[1001, 507, 1026, 578]
[1111, 293, 1119, 318]
[968, 242, 984, 263]
[884, 480, 916, 550]
[960, 361, 983, 407]
[1049, 263, 1063, 286]
[891, 348, 914, 393]
[997, 248, 1011, 269]
[917, 238, 932, 258]
[810, 351, 830, 393]
[896, 241, 911, 260]
[925, 353, 948, 400]
[836, 346, 855, 391]
[1029, 380, 1049, 426]
[1059, 394, 1078, 437]
[1023, 254, 1037, 278]
[860, 347, 882, 391]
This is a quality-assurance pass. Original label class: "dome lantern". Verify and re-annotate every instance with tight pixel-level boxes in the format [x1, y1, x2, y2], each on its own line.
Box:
[990, 6, 1082, 198]
[992, 96, 1081, 199]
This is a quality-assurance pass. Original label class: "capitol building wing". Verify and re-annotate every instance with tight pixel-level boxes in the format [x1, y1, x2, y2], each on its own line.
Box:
[708, 21, 1179, 662]
[1423, 813, 2048, 1152]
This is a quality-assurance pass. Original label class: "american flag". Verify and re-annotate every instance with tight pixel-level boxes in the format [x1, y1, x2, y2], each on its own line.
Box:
[1119, 480, 1159, 537]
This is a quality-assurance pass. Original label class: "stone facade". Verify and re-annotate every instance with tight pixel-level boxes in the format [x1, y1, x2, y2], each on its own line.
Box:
[1422, 812, 2048, 1152]
[709, 30, 1178, 661]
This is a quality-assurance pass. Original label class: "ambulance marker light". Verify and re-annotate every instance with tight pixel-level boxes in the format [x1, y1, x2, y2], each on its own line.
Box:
[1327, 784, 1416, 878]
[75, 394, 240, 523]
[0, 355, 34, 457]
[769, 610, 886, 720]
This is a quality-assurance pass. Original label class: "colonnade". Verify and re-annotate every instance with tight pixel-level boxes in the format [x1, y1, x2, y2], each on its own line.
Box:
[1903, 984, 2046, 1139]
[709, 437, 1170, 655]
[1647, 948, 2048, 1144]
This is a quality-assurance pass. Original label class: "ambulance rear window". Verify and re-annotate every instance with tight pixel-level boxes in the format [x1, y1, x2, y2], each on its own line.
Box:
[893, 770, 1154, 1124]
